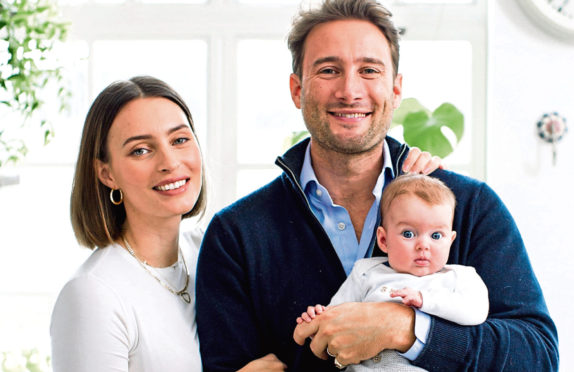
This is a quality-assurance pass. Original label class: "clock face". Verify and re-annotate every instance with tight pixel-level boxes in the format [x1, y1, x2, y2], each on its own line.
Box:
[520, 0, 574, 38]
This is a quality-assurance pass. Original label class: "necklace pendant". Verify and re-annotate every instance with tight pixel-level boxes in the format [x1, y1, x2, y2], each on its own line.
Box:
[180, 291, 191, 304]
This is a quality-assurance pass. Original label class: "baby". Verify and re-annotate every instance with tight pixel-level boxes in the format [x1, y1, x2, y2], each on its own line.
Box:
[296, 174, 489, 371]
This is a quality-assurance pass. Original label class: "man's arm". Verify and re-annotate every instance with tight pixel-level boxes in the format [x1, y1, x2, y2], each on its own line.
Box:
[196, 214, 271, 371]
[412, 175, 559, 371]
[293, 301, 416, 366]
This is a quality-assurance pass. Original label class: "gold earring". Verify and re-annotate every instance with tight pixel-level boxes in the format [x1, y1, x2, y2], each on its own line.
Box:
[110, 188, 123, 205]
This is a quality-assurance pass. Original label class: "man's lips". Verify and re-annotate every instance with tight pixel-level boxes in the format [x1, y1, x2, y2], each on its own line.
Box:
[329, 112, 370, 118]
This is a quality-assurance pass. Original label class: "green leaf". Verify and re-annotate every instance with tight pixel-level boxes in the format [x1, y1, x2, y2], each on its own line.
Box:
[401, 103, 464, 158]
[391, 98, 430, 128]
[432, 102, 464, 142]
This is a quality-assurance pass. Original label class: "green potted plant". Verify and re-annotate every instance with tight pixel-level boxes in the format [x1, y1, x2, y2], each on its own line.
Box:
[0, 0, 70, 169]
[284, 98, 464, 158]
[391, 97, 464, 158]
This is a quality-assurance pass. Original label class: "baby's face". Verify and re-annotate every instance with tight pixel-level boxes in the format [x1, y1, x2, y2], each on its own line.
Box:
[377, 195, 456, 277]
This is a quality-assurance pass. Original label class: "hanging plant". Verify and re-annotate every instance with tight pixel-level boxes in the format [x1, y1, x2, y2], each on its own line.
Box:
[0, 0, 70, 167]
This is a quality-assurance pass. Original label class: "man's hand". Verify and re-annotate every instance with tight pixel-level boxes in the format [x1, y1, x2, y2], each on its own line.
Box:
[293, 302, 416, 366]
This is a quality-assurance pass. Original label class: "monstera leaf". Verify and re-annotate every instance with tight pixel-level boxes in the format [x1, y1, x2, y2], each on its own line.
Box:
[392, 98, 464, 158]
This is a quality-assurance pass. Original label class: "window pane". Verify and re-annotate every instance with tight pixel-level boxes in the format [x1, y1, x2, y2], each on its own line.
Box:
[237, 168, 282, 199]
[237, 39, 305, 165]
[2, 41, 89, 165]
[395, 0, 473, 3]
[391, 40, 472, 165]
[92, 40, 208, 153]
[237, 0, 306, 5]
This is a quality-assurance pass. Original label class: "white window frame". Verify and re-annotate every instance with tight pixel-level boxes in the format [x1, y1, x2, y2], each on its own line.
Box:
[62, 0, 486, 214]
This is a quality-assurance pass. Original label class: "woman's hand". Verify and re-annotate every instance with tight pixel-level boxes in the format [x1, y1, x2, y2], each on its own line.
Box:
[238, 353, 287, 371]
[402, 147, 443, 175]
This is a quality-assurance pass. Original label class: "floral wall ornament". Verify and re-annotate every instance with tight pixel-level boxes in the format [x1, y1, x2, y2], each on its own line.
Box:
[536, 112, 568, 166]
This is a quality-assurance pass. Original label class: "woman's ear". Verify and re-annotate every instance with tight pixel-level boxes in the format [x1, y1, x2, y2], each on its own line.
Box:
[95, 159, 117, 189]
[377, 226, 389, 253]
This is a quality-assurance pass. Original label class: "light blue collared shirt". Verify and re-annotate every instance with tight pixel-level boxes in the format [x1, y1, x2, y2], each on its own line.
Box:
[300, 141, 394, 275]
[299, 140, 430, 361]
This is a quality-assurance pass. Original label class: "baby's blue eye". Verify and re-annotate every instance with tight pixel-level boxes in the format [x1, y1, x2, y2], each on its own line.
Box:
[431, 232, 443, 240]
[402, 231, 414, 239]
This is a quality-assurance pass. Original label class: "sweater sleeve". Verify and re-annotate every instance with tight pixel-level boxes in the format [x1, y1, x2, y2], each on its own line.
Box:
[419, 265, 489, 326]
[50, 275, 131, 372]
[413, 180, 559, 371]
[196, 214, 265, 371]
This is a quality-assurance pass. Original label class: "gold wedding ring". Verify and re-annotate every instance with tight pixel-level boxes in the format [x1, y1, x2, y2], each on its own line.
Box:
[334, 358, 346, 369]
[326, 347, 336, 358]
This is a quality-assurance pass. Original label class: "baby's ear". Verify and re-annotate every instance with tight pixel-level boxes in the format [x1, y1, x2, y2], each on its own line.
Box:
[450, 231, 457, 244]
[377, 226, 389, 253]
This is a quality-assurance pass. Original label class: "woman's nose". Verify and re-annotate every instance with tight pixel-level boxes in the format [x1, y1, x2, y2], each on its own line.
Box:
[157, 147, 180, 172]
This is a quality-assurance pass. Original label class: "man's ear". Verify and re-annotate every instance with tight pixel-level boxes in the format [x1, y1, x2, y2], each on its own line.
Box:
[95, 159, 117, 190]
[377, 226, 389, 253]
[289, 73, 302, 109]
[392, 73, 403, 109]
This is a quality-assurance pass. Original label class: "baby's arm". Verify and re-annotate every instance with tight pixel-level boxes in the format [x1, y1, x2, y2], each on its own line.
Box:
[390, 287, 423, 308]
[296, 304, 328, 324]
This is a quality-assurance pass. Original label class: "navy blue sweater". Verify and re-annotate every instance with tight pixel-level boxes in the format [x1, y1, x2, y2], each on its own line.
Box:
[196, 137, 558, 371]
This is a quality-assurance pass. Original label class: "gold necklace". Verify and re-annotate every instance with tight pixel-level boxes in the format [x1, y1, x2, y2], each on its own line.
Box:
[122, 237, 191, 304]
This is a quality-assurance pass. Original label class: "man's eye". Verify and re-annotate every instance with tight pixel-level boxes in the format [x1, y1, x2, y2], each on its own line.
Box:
[431, 232, 443, 240]
[319, 68, 337, 74]
[362, 68, 379, 74]
[402, 231, 414, 239]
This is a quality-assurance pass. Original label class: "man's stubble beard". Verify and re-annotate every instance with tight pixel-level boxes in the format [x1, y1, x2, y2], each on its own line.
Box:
[300, 92, 392, 155]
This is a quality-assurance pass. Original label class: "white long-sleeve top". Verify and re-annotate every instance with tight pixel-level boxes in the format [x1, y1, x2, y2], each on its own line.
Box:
[50, 229, 202, 372]
[329, 257, 489, 326]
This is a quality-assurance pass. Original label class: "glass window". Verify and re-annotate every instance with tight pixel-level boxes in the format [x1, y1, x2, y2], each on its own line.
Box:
[92, 40, 208, 152]
[237, 39, 304, 166]
[391, 40, 472, 166]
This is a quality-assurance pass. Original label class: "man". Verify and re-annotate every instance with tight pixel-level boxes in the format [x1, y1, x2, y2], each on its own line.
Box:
[196, 0, 559, 371]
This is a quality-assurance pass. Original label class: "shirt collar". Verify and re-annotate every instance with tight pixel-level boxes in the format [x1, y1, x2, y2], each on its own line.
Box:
[300, 140, 395, 194]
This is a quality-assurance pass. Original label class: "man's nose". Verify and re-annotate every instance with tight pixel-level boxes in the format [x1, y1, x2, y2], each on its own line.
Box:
[334, 72, 365, 103]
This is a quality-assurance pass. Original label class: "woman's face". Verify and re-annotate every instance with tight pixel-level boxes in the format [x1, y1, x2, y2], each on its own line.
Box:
[97, 97, 202, 223]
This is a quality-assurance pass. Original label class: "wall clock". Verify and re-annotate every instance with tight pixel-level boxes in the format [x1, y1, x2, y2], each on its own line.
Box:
[519, 0, 574, 39]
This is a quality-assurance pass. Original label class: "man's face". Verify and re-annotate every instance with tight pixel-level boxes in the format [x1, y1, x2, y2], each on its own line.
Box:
[290, 19, 402, 155]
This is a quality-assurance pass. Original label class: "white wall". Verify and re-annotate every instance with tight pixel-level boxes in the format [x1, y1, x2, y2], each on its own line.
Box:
[488, 1, 574, 370]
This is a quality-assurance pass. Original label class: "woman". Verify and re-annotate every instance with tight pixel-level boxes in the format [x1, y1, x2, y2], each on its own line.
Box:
[50, 76, 208, 371]
[50, 76, 439, 372]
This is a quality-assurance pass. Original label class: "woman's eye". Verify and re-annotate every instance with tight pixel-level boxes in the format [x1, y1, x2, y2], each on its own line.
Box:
[173, 137, 189, 145]
[431, 232, 443, 240]
[131, 148, 149, 156]
[402, 231, 414, 239]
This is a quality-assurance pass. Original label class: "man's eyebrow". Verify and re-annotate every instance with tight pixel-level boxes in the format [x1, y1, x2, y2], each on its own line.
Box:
[122, 123, 190, 147]
[312, 56, 342, 68]
[312, 56, 386, 67]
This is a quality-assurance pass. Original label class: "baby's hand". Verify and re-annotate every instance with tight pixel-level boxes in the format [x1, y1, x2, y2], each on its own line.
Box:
[296, 304, 327, 324]
[390, 287, 423, 308]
